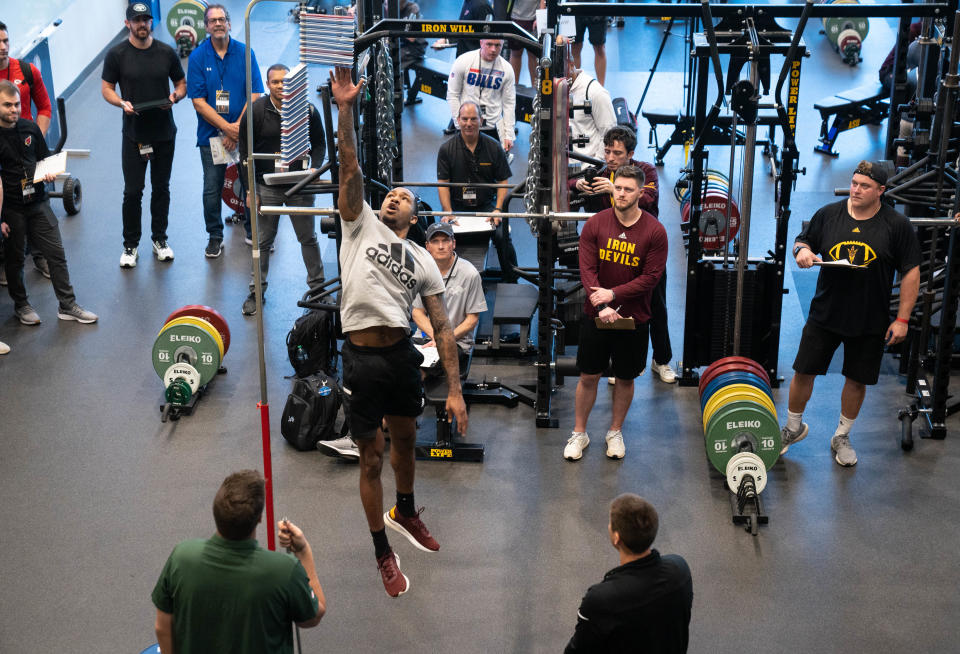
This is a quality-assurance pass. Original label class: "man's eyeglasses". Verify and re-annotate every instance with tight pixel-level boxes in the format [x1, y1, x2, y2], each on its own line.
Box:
[207, 17, 228, 24]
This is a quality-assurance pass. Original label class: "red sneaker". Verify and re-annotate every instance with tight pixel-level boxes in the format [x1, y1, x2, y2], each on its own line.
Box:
[376, 549, 409, 597]
[384, 505, 440, 552]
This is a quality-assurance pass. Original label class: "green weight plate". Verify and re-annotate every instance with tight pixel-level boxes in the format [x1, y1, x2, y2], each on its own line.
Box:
[153, 321, 221, 386]
[167, 0, 208, 42]
[166, 379, 193, 405]
[161, 316, 224, 359]
[705, 402, 781, 473]
[703, 384, 778, 430]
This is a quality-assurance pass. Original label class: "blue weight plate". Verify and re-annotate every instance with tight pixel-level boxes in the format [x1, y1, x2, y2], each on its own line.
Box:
[700, 370, 773, 410]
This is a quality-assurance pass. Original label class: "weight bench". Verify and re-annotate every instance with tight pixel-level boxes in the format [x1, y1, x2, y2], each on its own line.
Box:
[406, 56, 450, 106]
[813, 82, 889, 157]
[416, 344, 521, 463]
[642, 104, 781, 166]
[474, 283, 539, 356]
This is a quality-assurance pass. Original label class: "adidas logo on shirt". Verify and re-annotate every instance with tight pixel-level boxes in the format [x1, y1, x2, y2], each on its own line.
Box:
[618, 232, 627, 239]
[365, 242, 418, 289]
[852, 227, 860, 233]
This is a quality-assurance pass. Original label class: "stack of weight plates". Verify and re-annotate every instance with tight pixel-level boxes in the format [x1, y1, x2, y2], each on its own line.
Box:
[677, 169, 741, 252]
[152, 305, 230, 406]
[699, 356, 781, 492]
[166, 0, 210, 52]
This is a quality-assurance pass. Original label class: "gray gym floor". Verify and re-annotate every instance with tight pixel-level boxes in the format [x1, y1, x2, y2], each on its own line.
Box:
[1, 3, 958, 652]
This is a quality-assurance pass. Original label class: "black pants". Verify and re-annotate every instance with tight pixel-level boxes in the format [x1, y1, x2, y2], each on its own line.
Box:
[121, 136, 175, 248]
[649, 270, 672, 364]
[2, 200, 76, 309]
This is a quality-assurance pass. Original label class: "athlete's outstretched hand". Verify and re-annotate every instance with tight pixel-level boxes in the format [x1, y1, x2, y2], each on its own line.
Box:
[329, 66, 365, 107]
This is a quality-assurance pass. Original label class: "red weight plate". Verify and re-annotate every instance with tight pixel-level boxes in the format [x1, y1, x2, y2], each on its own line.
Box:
[165, 304, 231, 354]
[699, 357, 770, 395]
[222, 164, 244, 214]
[700, 192, 740, 251]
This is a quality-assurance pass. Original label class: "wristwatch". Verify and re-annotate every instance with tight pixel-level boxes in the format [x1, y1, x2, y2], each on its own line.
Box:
[793, 244, 808, 257]
[597, 303, 609, 311]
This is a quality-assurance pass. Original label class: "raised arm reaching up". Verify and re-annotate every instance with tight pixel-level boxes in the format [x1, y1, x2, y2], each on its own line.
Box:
[329, 66, 367, 222]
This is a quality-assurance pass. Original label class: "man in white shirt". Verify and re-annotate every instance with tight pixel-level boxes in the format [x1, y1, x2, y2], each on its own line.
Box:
[447, 39, 516, 151]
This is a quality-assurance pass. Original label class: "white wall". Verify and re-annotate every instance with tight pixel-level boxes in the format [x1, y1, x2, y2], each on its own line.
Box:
[33, 0, 128, 96]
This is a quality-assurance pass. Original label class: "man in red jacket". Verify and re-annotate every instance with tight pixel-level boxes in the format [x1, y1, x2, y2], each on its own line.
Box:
[565, 165, 667, 461]
[0, 23, 52, 135]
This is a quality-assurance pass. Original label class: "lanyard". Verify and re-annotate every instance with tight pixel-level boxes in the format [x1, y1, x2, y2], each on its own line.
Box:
[442, 254, 459, 288]
[214, 44, 229, 90]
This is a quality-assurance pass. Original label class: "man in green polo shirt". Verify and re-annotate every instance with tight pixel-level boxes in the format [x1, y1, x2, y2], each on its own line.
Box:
[151, 470, 326, 653]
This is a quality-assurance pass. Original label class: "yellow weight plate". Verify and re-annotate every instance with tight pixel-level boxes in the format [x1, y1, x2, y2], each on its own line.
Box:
[160, 316, 225, 359]
[703, 384, 778, 429]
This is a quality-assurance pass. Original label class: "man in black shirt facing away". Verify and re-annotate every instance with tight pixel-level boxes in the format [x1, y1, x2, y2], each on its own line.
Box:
[0, 80, 97, 326]
[238, 63, 325, 316]
[566, 494, 692, 653]
[438, 101, 518, 283]
[781, 161, 921, 467]
[101, 2, 186, 268]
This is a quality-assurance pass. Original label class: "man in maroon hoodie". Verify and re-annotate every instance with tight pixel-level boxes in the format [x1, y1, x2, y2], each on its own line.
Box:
[569, 126, 676, 384]
[565, 165, 667, 461]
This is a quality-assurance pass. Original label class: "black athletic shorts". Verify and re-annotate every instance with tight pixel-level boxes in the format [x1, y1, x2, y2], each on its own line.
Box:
[575, 15, 607, 46]
[342, 338, 425, 439]
[793, 321, 886, 385]
[576, 318, 649, 379]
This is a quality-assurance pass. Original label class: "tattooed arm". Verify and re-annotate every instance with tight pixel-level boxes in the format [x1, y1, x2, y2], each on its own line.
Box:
[329, 67, 366, 222]
[422, 294, 469, 435]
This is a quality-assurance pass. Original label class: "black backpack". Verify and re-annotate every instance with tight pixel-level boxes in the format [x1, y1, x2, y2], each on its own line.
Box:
[280, 374, 342, 451]
[287, 309, 337, 377]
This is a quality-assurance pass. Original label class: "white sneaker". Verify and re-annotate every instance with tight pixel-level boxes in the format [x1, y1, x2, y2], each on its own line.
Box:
[317, 436, 359, 461]
[651, 361, 677, 383]
[152, 240, 174, 261]
[120, 247, 138, 268]
[0, 340, 9, 354]
[607, 377, 616, 385]
[605, 429, 626, 459]
[564, 431, 589, 460]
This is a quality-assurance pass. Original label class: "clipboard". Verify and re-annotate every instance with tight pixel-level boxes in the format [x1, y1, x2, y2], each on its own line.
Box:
[595, 317, 636, 330]
[132, 98, 173, 112]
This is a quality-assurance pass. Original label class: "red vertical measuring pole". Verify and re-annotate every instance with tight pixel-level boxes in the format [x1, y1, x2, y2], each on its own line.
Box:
[259, 402, 276, 551]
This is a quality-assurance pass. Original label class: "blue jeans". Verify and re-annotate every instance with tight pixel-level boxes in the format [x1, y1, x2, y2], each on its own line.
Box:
[199, 146, 249, 240]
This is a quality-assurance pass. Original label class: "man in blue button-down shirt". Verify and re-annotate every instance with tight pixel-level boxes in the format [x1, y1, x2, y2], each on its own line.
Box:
[187, 3, 263, 258]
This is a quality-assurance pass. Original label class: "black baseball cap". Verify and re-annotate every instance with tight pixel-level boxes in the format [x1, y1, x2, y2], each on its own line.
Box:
[853, 160, 888, 187]
[425, 222, 455, 240]
[127, 2, 153, 20]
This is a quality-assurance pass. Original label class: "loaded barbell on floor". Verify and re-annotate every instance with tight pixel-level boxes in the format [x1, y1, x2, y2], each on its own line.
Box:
[152, 305, 229, 422]
[699, 356, 781, 535]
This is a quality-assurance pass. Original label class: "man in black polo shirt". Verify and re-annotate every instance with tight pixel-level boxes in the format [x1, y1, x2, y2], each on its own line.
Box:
[238, 62, 325, 316]
[101, 2, 186, 268]
[437, 101, 518, 283]
[566, 494, 693, 653]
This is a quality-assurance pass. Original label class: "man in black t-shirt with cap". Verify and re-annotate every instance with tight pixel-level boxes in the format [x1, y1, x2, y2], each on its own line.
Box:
[101, 2, 186, 268]
[780, 161, 921, 467]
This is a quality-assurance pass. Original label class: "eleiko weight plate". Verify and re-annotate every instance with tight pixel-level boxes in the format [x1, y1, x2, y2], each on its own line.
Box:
[725, 451, 768, 495]
[705, 401, 780, 473]
[701, 356, 770, 390]
[165, 305, 231, 354]
[161, 316, 224, 360]
[700, 371, 773, 410]
[703, 385, 778, 430]
[153, 321, 221, 385]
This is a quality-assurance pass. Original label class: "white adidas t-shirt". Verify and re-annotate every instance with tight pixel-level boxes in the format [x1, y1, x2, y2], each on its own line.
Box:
[339, 202, 445, 334]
